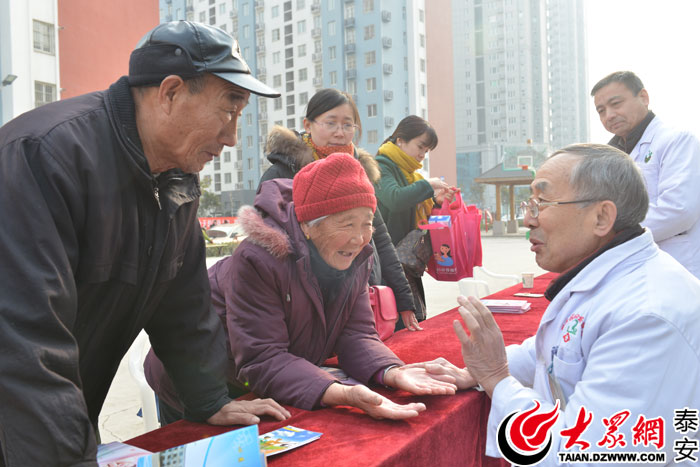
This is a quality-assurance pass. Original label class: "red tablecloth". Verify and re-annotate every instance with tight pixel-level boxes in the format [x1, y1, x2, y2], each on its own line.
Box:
[126, 273, 557, 466]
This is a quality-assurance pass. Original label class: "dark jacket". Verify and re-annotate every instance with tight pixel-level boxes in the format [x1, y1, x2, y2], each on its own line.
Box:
[221, 179, 403, 408]
[375, 154, 435, 245]
[259, 126, 415, 313]
[0, 77, 230, 466]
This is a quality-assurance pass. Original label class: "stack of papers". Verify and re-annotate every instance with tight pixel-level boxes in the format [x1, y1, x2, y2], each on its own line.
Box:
[481, 299, 531, 314]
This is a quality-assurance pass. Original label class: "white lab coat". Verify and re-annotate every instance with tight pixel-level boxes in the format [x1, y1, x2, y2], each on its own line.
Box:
[485, 230, 700, 466]
[631, 117, 700, 278]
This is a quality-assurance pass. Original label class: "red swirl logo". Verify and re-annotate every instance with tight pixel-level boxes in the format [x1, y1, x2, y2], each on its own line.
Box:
[497, 400, 560, 465]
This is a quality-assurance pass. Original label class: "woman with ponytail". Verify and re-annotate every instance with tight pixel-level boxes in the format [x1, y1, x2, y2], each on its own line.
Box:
[375, 115, 456, 328]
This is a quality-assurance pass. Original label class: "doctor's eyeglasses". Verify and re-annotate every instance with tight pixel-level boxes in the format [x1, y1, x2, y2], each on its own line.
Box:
[520, 197, 599, 219]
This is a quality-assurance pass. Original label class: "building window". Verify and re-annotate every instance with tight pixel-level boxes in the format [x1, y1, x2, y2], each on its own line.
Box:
[224, 173, 232, 184]
[274, 98, 282, 110]
[224, 151, 231, 162]
[247, 136, 253, 148]
[328, 20, 336, 36]
[365, 51, 376, 66]
[272, 5, 279, 17]
[297, 20, 306, 34]
[329, 46, 336, 60]
[33, 20, 55, 55]
[246, 113, 253, 125]
[297, 0, 305, 8]
[346, 79, 356, 94]
[219, 3, 226, 13]
[199, 11, 206, 22]
[366, 77, 376, 91]
[34, 81, 56, 107]
[273, 51, 281, 64]
[242, 3, 249, 15]
[273, 75, 282, 88]
[368, 130, 378, 144]
[299, 92, 309, 105]
[363, 0, 374, 13]
[364, 25, 375, 40]
[345, 4, 354, 18]
[420, 58, 426, 72]
[328, 0, 336, 11]
[421, 84, 426, 96]
[272, 28, 280, 41]
[299, 68, 308, 81]
[419, 34, 425, 47]
[367, 104, 377, 117]
[298, 44, 306, 57]
[243, 25, 250, 38]
[329, 71, 337, 86]
[419, 9, 425, 22]
[346, 55, 356, 69]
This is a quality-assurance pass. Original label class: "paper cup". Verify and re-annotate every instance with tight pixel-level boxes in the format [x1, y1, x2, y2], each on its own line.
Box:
[522, 272, 535, 289]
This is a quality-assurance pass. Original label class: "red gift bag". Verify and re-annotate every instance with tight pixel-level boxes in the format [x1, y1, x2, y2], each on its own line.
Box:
[424, 193, 483, 282]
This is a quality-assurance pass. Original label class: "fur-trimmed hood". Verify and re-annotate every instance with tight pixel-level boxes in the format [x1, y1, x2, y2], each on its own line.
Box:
[264, 125, 381, 184]
[235, 178, 299, 260]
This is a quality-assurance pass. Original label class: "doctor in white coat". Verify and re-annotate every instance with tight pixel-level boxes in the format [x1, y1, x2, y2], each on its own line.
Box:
[416, 145, 700, 466]
[592, 71, 700, 278]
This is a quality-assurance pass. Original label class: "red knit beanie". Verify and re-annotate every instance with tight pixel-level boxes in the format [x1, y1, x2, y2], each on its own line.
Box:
[293, 152, 377, 223]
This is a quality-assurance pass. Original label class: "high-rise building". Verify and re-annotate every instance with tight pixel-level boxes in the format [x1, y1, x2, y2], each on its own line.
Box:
[171, 0, 429, 215]
[432, 0, 587, 210]
[0, 0, 158, 125]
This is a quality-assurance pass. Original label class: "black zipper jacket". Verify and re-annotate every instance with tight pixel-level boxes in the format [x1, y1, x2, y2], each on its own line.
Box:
[0, 77, 230, 466]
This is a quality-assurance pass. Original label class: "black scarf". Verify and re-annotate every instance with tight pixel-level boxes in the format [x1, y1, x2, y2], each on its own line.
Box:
[545, 225, 645, 301]
[608, 111, 655, 154]
[307, 239, 351, 305]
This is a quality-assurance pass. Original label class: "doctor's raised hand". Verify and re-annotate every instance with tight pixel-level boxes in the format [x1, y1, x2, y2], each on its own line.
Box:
[452, 295, 510, 397]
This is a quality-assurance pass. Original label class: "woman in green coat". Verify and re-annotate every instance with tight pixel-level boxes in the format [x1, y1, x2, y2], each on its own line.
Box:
[375, 116, 456, 329]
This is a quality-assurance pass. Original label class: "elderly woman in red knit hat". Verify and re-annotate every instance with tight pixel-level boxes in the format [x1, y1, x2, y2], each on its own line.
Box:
[146, 153, 458, 422]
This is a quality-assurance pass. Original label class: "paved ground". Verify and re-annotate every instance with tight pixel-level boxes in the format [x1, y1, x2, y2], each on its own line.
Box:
[97, 228, 545, 443]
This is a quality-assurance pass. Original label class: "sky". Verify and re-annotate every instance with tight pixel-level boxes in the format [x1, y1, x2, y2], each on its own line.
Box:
[585, 0, 700, 142]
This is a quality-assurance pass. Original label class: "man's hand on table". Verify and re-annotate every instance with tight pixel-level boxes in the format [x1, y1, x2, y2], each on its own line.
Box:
[207, 399, 291, 426]
[453, 295, 510, 398]
[403, 357, 478, 390]
[321, 383, 426, 420]
[400, 310, 423, 331]
[384, 366, 457, 395]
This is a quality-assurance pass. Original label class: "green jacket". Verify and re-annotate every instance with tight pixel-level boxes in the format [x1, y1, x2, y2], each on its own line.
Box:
[375, 154, 435, 245]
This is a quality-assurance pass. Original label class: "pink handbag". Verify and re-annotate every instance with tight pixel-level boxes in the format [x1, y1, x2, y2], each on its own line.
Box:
[368, 285, 398, 341]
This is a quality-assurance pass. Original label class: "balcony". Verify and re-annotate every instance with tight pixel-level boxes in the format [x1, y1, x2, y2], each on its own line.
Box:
[228, 10, 236, 18]
[382, 37, 392, 48]
[234, 183, 244, 190]
[234, 161, 242, 169]
[345, 69, 357, 79]
[344, 17, 355, 28]
[257, 66, 266, 76]
[256, 43, 266, 53]
[313, 77, 323, 87]
[383, 90, 393, 101]
[311, 2, 321, 14]
[311, 27, 322, 38]
[259, 111, 268, 121]
[345, 43, 356, 54]
[186, 5, 194, 12]
[383, 63, 393, 74]
[254, 0, 264, 10]
[381, 10, 391, 22]
[255, 22, 264, 31]
[312, 52, 322, 62]
[384, 117, 394, 128]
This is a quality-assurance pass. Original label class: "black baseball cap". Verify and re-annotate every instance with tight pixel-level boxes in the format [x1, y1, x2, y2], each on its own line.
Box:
[129, 21, 280, 97]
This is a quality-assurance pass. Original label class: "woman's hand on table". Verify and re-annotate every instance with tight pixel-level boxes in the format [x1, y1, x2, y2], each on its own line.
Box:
[453, 295, 509, 398]
[207, 398, 291, 426]
[322, 383, 426, 420]
[384, 366, 458, 395]
[400, 310, 423, 331]
[402, 357, 477, 391]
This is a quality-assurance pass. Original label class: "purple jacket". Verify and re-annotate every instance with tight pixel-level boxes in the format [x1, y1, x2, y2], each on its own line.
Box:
[146, 178, 403, 410]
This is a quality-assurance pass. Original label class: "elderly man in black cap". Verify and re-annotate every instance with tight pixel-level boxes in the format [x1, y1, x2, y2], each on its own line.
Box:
[0, 21, 290, 466]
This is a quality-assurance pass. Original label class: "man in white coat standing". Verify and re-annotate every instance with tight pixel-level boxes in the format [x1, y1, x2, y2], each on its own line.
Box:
[592, 71, 700, 278]
[417, 144, 700, 465]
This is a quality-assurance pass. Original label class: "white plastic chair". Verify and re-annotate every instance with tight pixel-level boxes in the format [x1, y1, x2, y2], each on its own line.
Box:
[458, 266, 521, 298]
[127, 331, 160, 432]
[458, 278, 491, 298]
